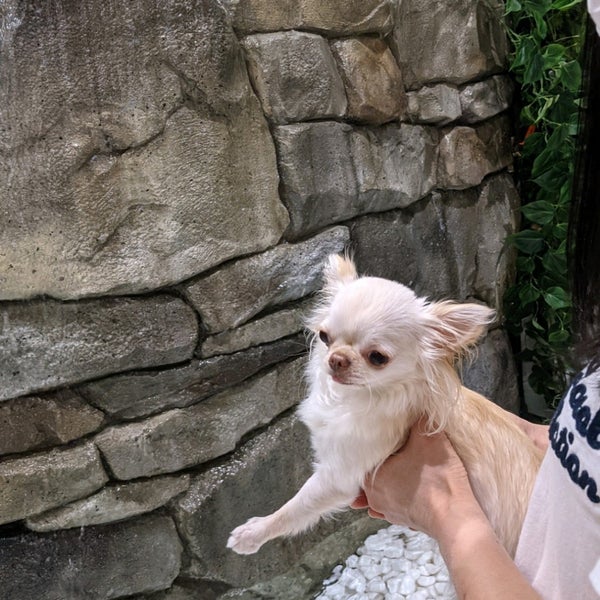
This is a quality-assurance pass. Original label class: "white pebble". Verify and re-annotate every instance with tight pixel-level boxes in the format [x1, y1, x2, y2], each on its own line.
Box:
[358, 554, 375, 567]
[367, 580, 387, 594]
[405, 549, 423, 561]
[340, 570, 366, 593]
[346, 554, 359, 568]
[424, 562, 443, 576]
[384, 544, 405, 559]
[321, 582, 344, 597]
[379, 557, 393, 574]
[386, 576, 402, 594]
[318, 526, 454, 600]
[417, 575, 436, 587]
[322, 564, 343, 586]
[435, 581, 456, 596]
[400, 574, 417, 595]
[362, 565, 382, 580]
[365, 538, 387, 552]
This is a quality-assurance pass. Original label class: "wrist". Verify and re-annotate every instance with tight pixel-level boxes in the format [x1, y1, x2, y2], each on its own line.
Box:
[427, 491, 490, 546]
[434, 503, 500, 573]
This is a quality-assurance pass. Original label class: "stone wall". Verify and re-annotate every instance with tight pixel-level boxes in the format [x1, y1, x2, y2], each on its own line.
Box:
[0, 1, 519, 598]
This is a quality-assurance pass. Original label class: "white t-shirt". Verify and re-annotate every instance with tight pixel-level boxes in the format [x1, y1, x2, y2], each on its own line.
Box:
[589, 0, 600, 37]
[515, 362, 600, 598]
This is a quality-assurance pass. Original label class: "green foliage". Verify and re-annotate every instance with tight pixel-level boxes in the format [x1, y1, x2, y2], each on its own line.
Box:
[503, 0, 585, 408]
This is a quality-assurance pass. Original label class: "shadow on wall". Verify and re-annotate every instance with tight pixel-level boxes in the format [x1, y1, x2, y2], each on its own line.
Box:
[0, 0, 519, 598]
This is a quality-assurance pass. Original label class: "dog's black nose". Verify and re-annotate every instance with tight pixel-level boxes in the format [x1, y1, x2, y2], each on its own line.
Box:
[329, 352, 350, 372]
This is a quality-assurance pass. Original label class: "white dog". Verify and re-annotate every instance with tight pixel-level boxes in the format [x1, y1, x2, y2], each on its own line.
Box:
[228, 255, 542, 557]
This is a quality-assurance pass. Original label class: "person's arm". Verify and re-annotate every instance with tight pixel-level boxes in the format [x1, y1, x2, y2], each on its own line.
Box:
[353, 420, 541, 600]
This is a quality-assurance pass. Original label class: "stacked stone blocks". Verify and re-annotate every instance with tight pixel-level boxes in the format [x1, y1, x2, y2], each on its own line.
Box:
[0, 1, 519, 598]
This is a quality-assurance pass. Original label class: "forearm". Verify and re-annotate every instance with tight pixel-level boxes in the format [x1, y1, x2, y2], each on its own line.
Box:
[435, 505, 541, 600]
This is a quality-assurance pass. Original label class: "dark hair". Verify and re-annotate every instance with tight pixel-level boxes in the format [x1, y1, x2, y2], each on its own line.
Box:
[568, 17, 600, 366]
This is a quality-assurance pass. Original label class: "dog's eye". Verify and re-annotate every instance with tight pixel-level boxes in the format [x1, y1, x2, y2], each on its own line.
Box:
[319, 330, 330, 346]
[368, 351, 389, 367]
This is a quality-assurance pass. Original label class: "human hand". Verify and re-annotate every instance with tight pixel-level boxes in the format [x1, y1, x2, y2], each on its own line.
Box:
[351, 417, 484, 540]
[353, 418, 542, 600]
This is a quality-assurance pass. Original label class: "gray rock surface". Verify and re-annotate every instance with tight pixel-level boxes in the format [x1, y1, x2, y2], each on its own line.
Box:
[0, 0, 287, 300]
[181, 227, 349, 333]
[0, 515, 181, 599]
[0, 389, 104, 456]
[471, 174, 520, 312]
[406, 84, 462, 125]
[127, 517, 381, 600]
[77, 336, 307, 420]
[331, 37, 406, 124]
[437, 116, 512, 189]
[462, 328, 520, 413]
[95, 358, 306, 479]
[0, 442, 107, 525]
[127, 583, 230, 600]
[222, 0, 393, 36]
[459, 75, 513, 123]
[26, 475, 190, 531]
[275, 122, 439, 239]
[0, 1, 520, 598]
[0, 295, 198, 402]
[242, 31, 347, 124]
[391, 0, 508, 88]
[351, 173, 519, 310]
[200, 303, 308, 358]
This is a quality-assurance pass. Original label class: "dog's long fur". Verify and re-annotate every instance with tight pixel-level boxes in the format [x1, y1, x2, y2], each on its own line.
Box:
[227, 255, 543, 557]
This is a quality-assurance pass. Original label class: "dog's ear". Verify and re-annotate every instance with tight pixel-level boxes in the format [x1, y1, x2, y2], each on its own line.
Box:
[423, 301, 496, 359]
[322, 253, 358, 291]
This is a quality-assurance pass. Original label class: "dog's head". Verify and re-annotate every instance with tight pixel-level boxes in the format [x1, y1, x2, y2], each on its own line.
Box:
[308, 254, 495, 389]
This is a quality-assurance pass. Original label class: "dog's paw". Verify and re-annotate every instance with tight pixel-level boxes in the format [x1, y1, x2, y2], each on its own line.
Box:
[227, 516, 272, 555]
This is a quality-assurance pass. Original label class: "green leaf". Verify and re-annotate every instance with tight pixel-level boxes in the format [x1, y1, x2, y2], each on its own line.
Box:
[533, 165, 568, 191]
[549, 329, 570, 343]
[542, 249, 567, 274]
[516, 256, 536, 273]
[510, 229, 545, 254]
[544, 286, 571, 309]
[521, 200, 555, 224]
[505, 0, 523, 13]
[542, 43, 566, 69]
[551, 0, 583, 10]
[531, 317, 545, 331]
[553, 222, 568, 240]
[531, 150, 554, 178]
[558, 60, 582, 91]
[519, 284, 541, 305]
[523, 50, 545, 85]
[512, 36, 537, 69]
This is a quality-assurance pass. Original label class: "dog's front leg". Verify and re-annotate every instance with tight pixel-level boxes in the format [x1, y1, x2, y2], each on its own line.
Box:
[227, 470, 356, 555]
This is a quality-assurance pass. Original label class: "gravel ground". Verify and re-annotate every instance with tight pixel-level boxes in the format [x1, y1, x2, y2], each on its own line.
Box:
[317, 525, 457, 600]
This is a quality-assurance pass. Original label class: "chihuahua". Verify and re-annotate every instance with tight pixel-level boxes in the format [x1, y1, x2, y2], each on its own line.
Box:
[227, 255, 542, 557]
